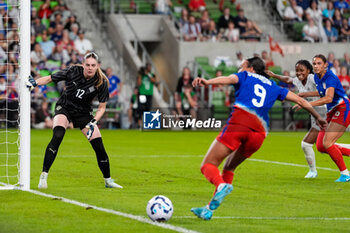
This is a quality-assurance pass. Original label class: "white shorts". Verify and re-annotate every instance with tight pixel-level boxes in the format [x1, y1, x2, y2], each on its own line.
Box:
[311, 106, 327, 131]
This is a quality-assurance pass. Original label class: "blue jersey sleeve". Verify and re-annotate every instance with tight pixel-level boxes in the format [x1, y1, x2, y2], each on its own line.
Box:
[276, 85, 289, 101]
[233, 71, 247, 92]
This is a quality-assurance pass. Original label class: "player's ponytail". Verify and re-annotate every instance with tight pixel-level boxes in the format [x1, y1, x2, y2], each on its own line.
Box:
[83, 52, 109, 88]
[95, 67, 109, 88]
[246, 57, 269, 78]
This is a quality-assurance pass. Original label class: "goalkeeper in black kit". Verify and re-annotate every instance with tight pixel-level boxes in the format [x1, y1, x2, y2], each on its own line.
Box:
[26, 52, 122, 189]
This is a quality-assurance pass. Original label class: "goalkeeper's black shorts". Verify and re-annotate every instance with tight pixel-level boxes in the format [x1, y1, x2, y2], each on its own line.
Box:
[54, 105, 93, 130]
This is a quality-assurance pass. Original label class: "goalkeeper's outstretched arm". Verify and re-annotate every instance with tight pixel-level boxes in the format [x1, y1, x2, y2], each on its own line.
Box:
[26, 75, 52, 91]
[36, 75, 52, 86]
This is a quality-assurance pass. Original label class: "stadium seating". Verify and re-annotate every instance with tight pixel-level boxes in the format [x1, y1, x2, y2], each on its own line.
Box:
[32, 1, 44, 11]
[50, 1, 58, 8]
[292, 22, 306, 42]
[172, 0, 238, 22]
[195, 56, 209, 66]
[211, 90, 230, 120]
[269, 100, 285, 129]
[137, 1, 153, 14]
[268, 65, 282, 75]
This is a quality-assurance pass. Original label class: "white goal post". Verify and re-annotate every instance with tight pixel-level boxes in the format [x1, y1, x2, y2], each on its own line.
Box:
[0, 0, 30, 190]
[19, 0, 31, 190]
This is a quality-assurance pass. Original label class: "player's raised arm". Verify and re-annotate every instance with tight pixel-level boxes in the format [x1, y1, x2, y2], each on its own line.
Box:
[265, 70, 292, 84]
[26, 75, 52, 91]
[294, 90, 328, 111]
[298, 91, 320, 98]
[309, 87, 334, 106]
[285, 91, 327, 129]
[36, 75, 52, 86]
[192, 74, 238, 87]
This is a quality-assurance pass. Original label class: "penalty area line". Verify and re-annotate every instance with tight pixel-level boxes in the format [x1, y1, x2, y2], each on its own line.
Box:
[26, 189, 200, 233]
[248, 158, 339, 172]
[174, 216, 350, 220]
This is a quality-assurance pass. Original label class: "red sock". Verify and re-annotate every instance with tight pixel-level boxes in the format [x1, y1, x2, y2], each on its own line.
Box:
[222, 170, 234, 184]
[326, 145, 347, 171]
[336, 145, 350, 156]
[201, 163, 224, 188]
[211, 170, 234, 197]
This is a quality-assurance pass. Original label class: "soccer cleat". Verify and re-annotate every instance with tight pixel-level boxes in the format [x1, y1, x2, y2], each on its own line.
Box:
[209, 183, 233, 210]
[304, 170, 318, 178]
[105, 178, 123, 188]
[191, 206, 213, 220]
[38, 172, 48, 189]
[335, 174, 350, 182]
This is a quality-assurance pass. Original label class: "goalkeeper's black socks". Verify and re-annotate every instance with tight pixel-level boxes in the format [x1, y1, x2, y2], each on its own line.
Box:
[43, 126, 66, 172]
[90, 137, 111, 178]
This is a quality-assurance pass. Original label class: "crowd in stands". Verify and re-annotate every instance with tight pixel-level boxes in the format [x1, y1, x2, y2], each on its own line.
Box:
[174, 1, 263, 42]
[276, 0, 350, 42]
[0, 2, 21, 128]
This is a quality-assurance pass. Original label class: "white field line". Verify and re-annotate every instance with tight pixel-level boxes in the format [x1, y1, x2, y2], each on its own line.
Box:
[26, 189, 200, 233]
[248, 158, 339, 172]
[174, 216, 350, 220]
[31, 154, 339, 172]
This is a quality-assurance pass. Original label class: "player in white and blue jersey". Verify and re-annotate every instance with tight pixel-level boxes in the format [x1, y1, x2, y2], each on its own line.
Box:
[267, 60, 327, 178]
[298, 54, 350, 182]
[190, 57, 327, 220]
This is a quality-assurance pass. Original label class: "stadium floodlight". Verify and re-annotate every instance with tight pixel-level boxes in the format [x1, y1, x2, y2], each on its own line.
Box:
[0, 0, 30, 190]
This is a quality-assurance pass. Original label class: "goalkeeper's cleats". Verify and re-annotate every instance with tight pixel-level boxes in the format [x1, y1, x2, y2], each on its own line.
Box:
[38, 172, 48, 189]
[191, 206, 213, 220]
[105, 178, 123, 188]
[335, 174, 350, 182]
[209, 183, 233, 210]
[304, 170, 318, 178]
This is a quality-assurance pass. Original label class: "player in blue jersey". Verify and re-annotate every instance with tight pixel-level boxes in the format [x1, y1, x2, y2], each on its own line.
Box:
[297, 54, 350, 182]
[190, 57, 327, 220]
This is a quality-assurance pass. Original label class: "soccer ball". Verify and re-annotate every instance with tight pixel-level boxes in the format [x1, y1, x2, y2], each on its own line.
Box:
[146, 195, 173, 222]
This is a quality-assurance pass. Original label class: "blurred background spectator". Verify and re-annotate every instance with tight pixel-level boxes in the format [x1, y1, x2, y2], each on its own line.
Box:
[33, 100, 53, 129]
[106, 67, 122, 108]
[183, 15, 203, 41]
[137, 63, 156, 115]
[74, 30, 92, 55]
[217, 7, 235, 33]
[302, 14, 320, 42]
[324, 18, 339, 42]
[222, 21, 239, 42]
[175, 67, 195, 116]
[338, 66, 350, 96]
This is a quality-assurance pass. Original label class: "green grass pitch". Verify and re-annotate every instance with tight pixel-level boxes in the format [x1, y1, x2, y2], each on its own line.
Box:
[1, 129, 350, 233]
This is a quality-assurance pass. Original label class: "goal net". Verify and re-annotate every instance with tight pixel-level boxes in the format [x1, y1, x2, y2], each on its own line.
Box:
[0, 0, 30, 190]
